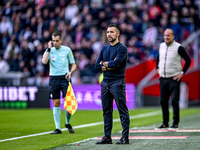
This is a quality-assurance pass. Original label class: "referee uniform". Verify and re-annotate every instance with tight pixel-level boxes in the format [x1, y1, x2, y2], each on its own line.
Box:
[43, 45, 75, 133]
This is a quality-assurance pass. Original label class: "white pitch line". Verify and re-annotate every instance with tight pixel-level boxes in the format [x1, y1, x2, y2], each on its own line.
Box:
[0, 110, 161, 143]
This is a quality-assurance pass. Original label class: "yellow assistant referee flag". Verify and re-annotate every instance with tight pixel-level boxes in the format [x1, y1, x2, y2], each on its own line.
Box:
[64, 82, 78, 115]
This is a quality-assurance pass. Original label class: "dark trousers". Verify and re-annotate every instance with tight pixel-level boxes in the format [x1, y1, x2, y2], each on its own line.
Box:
[101, 78, 130, 138]
[159, 77, 181, 125]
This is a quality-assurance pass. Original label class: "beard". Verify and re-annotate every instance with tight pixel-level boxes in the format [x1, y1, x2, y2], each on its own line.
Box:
[107, 36, 117, 43]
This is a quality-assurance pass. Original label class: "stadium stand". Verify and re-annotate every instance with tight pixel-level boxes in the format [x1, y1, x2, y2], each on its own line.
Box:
[0, 0, 199, 86]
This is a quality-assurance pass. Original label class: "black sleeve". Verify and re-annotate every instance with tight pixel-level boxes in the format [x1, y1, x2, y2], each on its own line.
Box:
[95, 46, 107, 70]
[156, 51, 159, 69]
[178, 46, 191, 74]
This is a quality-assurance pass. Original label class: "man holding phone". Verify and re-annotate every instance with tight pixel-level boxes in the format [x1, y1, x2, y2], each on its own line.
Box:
[42, 31, 77, 134]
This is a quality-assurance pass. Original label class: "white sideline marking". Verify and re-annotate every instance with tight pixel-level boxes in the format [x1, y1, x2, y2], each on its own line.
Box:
[0, 110, 161, 143]
[129, 129, 200, 132]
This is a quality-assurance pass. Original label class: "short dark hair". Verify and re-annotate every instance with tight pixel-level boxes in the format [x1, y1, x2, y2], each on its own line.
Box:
[52, 31, 62, 39]
[107, 24, 120, 32]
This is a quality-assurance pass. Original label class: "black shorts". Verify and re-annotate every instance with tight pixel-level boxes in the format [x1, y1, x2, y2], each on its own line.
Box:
[49, 75, 69, 99]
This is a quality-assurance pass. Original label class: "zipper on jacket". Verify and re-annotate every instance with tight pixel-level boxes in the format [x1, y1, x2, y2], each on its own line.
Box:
[164, 46, 168, 77]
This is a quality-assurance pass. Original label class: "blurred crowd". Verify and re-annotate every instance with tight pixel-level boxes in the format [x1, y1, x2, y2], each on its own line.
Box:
[0, 0, 199, 86]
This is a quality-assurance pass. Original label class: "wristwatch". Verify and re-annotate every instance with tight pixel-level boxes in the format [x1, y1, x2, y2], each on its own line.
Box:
[181, 71, 184, 75]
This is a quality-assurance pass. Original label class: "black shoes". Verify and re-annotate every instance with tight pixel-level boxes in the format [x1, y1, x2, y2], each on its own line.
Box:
[96, 136, 129, 144]
[96, 136, 112, 144]
[50, 129, 62, 134]
[155, 124, 178, 129]
[65, 124, 75, 133]
[116, 137, 129, 144]
[155, 124, 169, 129]
[51, 124, 74, 134]
[169, 124, 178, 129]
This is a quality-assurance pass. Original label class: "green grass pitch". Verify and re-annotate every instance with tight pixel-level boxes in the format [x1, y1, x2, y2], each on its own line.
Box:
[0, 108, 199, 150]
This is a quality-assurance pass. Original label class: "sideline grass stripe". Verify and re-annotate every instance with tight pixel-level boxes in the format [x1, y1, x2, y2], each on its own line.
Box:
[0, 110, 161, 143]
[94, 136, 189, 139]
